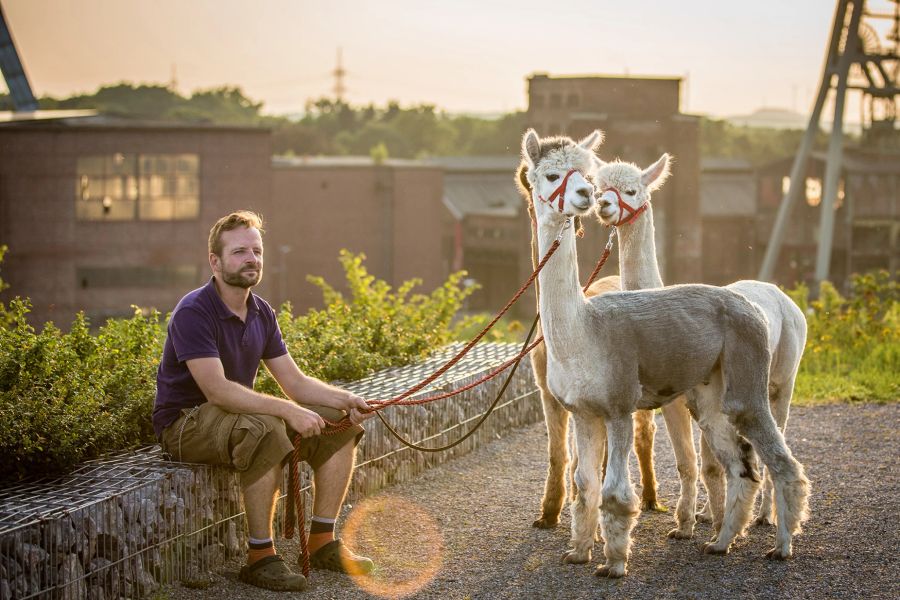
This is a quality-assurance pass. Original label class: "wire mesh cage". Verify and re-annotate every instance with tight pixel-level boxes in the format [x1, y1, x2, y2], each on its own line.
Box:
[0, 342, 539, 599]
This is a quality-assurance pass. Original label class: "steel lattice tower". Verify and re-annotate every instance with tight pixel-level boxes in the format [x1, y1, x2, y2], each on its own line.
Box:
[759, 0, 900, 284]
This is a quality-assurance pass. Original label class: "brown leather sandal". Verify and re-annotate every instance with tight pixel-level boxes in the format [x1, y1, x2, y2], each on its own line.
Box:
[310, 539, 375, 575]
[238, 555, 307, 591]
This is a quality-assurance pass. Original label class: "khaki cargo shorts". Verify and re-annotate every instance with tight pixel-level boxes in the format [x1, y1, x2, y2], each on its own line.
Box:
[161, 402, 364, 486]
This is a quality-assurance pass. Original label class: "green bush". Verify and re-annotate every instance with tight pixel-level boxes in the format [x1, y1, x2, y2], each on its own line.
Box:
[787, 270, 899, 404]
[257, 249, 480, 390]
[0, 301, 164, 480]
[0, 250, 478, 481]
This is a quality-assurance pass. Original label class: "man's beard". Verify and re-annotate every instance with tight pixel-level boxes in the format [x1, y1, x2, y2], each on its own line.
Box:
[222, 265, 262, 289]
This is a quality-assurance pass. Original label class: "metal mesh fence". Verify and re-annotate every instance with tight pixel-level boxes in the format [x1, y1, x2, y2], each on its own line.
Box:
[0, 343, 540, 599]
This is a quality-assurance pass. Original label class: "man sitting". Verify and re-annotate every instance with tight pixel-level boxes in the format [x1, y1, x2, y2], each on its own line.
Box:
[153, 210, 374, 592]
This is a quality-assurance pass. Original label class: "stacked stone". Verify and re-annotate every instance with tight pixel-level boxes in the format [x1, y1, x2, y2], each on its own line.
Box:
[0, 464, 248, 600]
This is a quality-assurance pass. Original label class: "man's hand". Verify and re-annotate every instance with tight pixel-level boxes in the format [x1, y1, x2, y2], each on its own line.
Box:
[283, 404, 327, 438]
[345, 392, 374, 425]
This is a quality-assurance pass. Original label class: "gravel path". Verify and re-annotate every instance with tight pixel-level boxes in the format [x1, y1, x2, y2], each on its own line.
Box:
[166, 403, 899, 600]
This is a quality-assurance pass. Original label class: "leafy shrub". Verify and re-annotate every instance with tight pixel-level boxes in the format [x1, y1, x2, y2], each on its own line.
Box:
[257, 250, 480, 390]
[787, 270, 899, 403]
[0, 250, 479, 480]
[0, 301, 164, 480]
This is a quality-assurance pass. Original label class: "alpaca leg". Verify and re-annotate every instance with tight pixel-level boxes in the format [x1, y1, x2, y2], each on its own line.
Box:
[535, 388, 570, 528]
[754, 465, 775, 526]
[660, 396, 698, 539]
[694, 375, 761, 555]
[755, 382, 793, 527]
[735, 408, 809, 560]
[564, 413, 606, 564]
[698, 431, 725, 532]
[633, 409, 665, 512]
[596, 414, 639, 578]
[697, 420, 761, 555]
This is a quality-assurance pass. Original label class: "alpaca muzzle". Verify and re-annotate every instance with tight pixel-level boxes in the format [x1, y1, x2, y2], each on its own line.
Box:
[539, 169, 592, 214]
[599, 187, 647, 227]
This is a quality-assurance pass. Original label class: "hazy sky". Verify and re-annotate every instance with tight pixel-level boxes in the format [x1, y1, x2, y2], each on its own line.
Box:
[2, 0, 850, 118]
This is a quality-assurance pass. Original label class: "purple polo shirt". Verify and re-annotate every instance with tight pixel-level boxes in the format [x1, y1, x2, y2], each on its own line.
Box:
[152, 277, 288, 439]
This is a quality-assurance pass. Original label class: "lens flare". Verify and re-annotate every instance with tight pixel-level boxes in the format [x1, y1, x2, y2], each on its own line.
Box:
[340, 495, 443, 599]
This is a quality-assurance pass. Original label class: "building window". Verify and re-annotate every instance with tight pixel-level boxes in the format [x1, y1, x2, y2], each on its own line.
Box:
[77, 265, 199, 289]
[76, 153, 199, 221]
[531, 94, 545, 109]
[549, 93, 562, 109]
[781, 175, 844, 209]
[567, 93, 580, 108]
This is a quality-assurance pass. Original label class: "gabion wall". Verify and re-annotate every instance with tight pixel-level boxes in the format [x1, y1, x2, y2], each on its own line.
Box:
[0, 343, 539, 599]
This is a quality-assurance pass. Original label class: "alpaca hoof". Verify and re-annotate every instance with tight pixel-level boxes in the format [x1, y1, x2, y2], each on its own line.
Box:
[753, 515, 774, 527]
[594, 563, 626, 578]
[667, 527, 693, 540]
[532, 516, 559, 529]
[562, 549, 591, 564]
[766, 547, 792, 560]
[641, 499, 668, 513]
[701, 542, 729, 555]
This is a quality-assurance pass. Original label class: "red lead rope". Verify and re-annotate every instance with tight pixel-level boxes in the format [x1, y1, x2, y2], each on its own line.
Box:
[284, 439, 311, 576]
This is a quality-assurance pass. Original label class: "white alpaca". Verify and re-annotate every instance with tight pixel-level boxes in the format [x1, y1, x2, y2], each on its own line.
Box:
[520, 129, 809, 578]
[594, 156, 808, 537]
[517, 191, 667, 530]
[574, 152, 701, 540]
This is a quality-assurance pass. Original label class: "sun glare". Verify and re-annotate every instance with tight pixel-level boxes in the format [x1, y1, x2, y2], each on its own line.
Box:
[340, 495, 444, 599]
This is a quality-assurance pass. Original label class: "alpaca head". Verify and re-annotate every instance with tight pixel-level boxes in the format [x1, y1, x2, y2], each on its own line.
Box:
[593, 154, 671, 227]
[516, 129, 604, 227]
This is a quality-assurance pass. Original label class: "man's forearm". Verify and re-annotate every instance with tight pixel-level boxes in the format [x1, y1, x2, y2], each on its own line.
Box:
[282, 375, 350, 410]
[207, 378, 299, 420]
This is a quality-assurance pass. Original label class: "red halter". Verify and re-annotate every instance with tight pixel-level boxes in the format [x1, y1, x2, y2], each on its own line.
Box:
[538, 169, 578, 213]
[600, 187, 648, 227]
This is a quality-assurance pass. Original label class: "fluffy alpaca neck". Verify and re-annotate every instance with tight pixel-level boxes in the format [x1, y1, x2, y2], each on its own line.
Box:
[536, 217, 585, 357]
[616, 204, 663, 290]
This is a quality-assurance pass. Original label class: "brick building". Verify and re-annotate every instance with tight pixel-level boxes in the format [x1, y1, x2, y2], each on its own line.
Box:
[756, 150, 900, 287]
[435, 156, 528, 312]
[0, 113, 272, 326]
[0, 114, 449, 327]
[269, 156, 446, 310]
[526, 73, 702, 284]
[699, 158, 758, 285]
[699, 152, 899, 289]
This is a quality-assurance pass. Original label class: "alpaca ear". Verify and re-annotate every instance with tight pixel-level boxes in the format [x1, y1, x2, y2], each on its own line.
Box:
[577, 129, 604, 152]
[641, 153, 671, 191]
[515, 162, 532, 196]
[522, 129, 541, 166]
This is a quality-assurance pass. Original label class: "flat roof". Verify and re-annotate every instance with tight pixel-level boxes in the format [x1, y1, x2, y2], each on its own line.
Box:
[701, 157, 754, 172]
[529, 72, 682, 83]
[427, 155, 520, 172]
[759, 150, 900, 175]
[272, 155, 437, 169]
[443, 172, 522, 219]
[0, 110, 269, 133]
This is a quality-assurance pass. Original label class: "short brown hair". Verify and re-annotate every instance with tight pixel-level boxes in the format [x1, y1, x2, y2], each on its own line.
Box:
[208, 210, 265, 256]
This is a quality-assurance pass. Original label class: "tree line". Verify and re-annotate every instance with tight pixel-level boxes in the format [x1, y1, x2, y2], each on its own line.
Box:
[1, 83, 814, 163]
